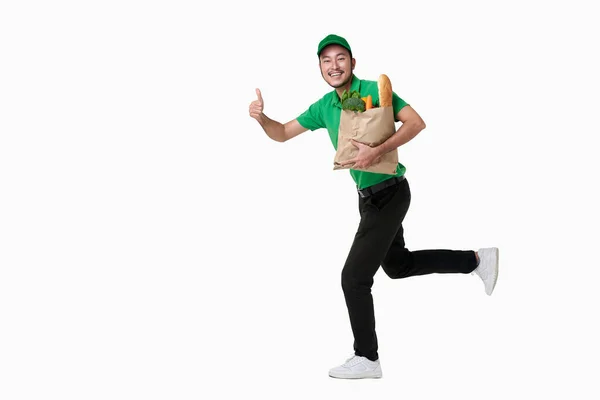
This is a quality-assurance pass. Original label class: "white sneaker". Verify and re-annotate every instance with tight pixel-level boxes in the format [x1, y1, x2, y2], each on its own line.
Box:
[473, 247, 499, 295]
[328, 355, 382, 379]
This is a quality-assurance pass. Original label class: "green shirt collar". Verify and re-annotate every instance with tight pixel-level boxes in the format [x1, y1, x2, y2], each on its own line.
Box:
[331, 74, 362, 108]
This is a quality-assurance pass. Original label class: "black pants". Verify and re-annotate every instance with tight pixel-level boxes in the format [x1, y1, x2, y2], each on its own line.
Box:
[341, 177, 477, 361]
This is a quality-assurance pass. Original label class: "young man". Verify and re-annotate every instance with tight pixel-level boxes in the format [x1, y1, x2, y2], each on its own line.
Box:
[248, 34, 499, 379]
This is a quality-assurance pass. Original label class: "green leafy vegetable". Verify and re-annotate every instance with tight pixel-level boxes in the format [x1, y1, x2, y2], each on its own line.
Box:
[341, 90, 366, 112]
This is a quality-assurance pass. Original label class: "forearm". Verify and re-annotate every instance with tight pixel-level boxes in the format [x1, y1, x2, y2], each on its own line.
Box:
[256, 113, 287, 142]
[375, 120, 425, 157]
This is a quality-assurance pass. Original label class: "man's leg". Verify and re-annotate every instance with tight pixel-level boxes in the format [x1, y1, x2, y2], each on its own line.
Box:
[341, 180, 411, 362]
[377, 177, 480, 284]
[381, 223, 478, 279]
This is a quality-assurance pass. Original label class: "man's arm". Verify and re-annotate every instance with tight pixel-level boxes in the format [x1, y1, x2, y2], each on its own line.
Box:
[340, 105, 426, 169]
[374, 105, 426, 157]
[255, 115, 308, 143]
[249, 88, 308, 142]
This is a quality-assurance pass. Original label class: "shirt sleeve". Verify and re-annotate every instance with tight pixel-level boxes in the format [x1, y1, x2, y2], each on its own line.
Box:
[296, 101, 325, 131]
[392, 92, 409, 122]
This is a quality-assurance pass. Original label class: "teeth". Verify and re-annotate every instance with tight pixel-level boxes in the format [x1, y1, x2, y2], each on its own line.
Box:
[331, 73, 341, 77]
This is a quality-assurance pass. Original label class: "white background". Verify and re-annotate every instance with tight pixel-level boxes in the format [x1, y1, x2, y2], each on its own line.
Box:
[1, 0, 599, 399]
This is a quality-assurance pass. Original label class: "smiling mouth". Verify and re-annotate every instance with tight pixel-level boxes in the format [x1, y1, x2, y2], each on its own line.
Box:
[329, 71, 343, 77]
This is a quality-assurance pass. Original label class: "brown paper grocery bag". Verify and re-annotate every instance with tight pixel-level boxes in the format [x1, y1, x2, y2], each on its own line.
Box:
[333, 106, 398, 175]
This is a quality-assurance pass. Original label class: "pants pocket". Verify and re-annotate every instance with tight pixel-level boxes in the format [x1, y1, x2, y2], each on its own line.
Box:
[367, 184, 399, 211]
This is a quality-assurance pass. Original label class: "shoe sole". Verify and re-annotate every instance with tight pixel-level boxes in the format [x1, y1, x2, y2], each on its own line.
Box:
[329, 372, 382, 379]
[486, 247, 499, 295]
[329, 369, 382, 379]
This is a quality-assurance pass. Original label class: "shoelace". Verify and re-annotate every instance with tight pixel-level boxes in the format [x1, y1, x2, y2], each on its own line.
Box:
[342, 355, 363, 367]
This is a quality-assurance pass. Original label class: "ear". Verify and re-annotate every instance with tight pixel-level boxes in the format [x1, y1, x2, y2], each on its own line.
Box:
[351, 58, 356, 70]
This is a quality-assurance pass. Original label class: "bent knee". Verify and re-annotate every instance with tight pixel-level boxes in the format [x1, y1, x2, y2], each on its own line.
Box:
[381, 261, 410, 279]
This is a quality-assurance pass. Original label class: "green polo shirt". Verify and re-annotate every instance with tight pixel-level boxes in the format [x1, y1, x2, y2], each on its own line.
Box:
[296, 75, 409, 190]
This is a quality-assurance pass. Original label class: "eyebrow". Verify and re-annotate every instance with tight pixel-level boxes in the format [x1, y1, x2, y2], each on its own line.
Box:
[321, 53, 348, 59]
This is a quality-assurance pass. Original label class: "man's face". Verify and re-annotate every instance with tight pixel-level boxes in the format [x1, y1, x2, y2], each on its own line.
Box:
[319, 44, 355, 89]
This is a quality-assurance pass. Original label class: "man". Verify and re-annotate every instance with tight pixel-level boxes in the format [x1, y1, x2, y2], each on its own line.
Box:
[248, 34, 499, 379]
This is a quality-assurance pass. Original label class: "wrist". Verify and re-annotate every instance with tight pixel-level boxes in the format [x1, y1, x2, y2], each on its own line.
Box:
[256, 113, 267, 126]
[374, 143, 387, 158]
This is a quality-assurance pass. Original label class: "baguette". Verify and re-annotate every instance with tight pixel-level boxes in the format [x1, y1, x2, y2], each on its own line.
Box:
[378, 74, 393, 107]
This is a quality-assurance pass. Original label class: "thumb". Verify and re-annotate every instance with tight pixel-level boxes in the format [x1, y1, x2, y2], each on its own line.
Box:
[255, 88, 263, 103]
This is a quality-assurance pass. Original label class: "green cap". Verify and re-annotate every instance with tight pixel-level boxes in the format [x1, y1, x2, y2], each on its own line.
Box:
[317, 34, 352, 57]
